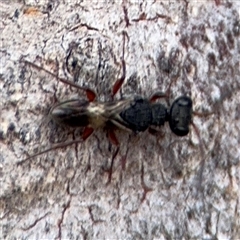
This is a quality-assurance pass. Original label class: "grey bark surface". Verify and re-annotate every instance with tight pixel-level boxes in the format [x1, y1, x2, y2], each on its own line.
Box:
[1, 1, 240, 239]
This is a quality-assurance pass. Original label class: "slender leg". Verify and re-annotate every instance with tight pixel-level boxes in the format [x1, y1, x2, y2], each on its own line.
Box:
[150, 69, 184, 103]
[18, 127, 94, 165]
[104, 126, 120, 183]
[17, 138, 85, 165]
[149, 91, 168, 102]
[107, 128, 120, 146]
[106, 147, 119, 184]
[111, 32, 127, 98]
[140, 161, 153, 203]
[82, 127, 94, 140]
[112, 58, 126, 98]
[21, 59, 97, 102]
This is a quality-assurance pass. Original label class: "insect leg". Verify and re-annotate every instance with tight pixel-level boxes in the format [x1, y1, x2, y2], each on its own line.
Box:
[149, 91, 168, 102]
[140, 160, 153, 204]
[82, 127, 94, 140]
[17, 138, 84, 165]
[107, 128, 120, 146]
[106, 147, 120, 184]
[111, 32, 127, 98]
[149, 73, 180, 102]
[106, 32, 128, 181]
[21, 59, 97, 102]
[103, 125, 120, 183]
[18, 127, 94, 164]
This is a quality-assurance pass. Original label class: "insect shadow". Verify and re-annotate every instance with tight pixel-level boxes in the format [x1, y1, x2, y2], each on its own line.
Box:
[18, 32, 194, 183]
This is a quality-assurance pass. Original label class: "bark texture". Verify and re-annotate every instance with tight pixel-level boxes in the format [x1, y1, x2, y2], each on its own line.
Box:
[1, 1, 240, 239]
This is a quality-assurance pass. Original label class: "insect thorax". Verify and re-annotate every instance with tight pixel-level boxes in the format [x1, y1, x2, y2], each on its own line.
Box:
[119, 98, 167, 132]
[87, 102, 108, 128]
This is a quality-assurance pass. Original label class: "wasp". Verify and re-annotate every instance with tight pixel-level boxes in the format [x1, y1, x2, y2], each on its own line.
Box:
[20, 59, 192, 163]
[50, 93, 192, 140]
[19, 32, 192, 166]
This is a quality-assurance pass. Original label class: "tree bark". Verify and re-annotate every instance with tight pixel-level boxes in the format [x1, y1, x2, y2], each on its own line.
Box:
[1, 1, 240, 239]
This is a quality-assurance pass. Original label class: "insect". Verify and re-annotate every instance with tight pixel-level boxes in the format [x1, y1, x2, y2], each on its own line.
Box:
[19, 33, 193, 171]
[50, 93, 192, 139]
[19, 60, 192, 162]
